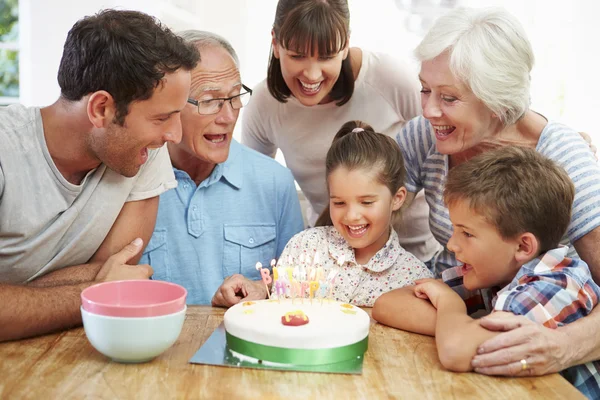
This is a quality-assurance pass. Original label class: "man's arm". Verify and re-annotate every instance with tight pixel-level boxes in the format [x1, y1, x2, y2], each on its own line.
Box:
[91, 196, 159, 266]
[26, 196, 158, 287]
[0, 239, 152, 342]
[27, 262, 102, 288]
[0, 282, 92, 341]
[473, 228, 600, 375]
[2, 197, 158, 341]
[372, 285, 437, 336]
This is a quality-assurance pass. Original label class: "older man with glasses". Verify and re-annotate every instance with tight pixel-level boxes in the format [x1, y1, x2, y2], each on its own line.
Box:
[140, 30, 304, 306]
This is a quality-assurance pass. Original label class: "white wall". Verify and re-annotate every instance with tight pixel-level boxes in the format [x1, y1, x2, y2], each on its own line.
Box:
[17, 0, 600, 140]
[18, 0, 161, 106]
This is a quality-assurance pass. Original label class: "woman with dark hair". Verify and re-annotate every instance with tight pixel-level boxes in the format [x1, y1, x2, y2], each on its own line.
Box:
[241, 0, 439, 263]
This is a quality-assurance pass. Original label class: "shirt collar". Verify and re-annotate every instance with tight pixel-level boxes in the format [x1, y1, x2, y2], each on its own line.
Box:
[217, 139, 243, 189]
[518, 245, 569, 278]
[494, 246, 569, 302]
[326, 226, 402, 272]
[173, 138, 244, 190]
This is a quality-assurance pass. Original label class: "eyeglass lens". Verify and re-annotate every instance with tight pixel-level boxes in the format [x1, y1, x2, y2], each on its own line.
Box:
[200, 92, 250, 114]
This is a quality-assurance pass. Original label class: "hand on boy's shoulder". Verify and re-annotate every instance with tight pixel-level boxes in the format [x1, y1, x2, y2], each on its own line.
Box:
[473, 314, 569, 377]
[413, 278, 458, 309]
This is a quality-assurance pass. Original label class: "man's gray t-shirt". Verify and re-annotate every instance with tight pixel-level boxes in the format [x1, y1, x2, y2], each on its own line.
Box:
[0, 104, 177, 283]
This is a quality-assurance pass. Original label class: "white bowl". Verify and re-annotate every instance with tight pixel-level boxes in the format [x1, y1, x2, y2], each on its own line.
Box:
[81, 306, 186, 363]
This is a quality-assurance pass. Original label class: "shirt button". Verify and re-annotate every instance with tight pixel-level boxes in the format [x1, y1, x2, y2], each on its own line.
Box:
[249, 238, 255, 244]
[192, 206, 197, 212]
[183, 184, 189, 189]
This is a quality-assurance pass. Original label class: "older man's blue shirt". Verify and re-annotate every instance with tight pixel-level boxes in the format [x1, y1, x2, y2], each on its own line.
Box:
[140, 140, 304, 304]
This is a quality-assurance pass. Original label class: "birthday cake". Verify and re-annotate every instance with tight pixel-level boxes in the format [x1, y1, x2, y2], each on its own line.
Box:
[223, 299, 370, 366]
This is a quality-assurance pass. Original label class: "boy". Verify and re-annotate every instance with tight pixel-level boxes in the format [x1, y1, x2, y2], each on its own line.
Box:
[373, 147, 600, 399]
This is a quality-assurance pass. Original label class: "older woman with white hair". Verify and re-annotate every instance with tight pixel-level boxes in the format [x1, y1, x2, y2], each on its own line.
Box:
[374, 6, 600, 383]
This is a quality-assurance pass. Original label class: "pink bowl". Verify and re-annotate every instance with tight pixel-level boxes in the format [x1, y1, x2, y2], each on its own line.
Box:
[81, 280, 187, 318]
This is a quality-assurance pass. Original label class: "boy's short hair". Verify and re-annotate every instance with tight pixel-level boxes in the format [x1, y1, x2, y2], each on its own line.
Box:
[443, 147, 575, 252]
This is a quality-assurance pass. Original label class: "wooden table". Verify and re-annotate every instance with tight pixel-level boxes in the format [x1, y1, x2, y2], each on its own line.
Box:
[0, 306, 583, 399]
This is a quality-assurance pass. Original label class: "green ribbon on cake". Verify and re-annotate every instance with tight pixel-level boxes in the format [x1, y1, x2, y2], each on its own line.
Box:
[226, 332, 368, 366]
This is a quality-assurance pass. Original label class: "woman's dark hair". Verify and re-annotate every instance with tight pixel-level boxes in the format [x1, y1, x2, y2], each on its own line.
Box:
[267, 0, 354, 106]
[57, 9, 200, 125]
[315, 120, 406, 226]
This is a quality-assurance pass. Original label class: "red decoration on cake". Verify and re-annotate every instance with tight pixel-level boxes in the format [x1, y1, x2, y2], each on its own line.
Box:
[281, 310, 309, 326]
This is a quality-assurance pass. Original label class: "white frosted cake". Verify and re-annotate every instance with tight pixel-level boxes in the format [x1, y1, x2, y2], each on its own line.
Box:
[223, 299, 370, 366]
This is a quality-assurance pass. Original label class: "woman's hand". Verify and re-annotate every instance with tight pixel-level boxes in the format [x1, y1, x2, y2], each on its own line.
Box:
[579, 131, 598, 158]
[471, 313, 570, 376]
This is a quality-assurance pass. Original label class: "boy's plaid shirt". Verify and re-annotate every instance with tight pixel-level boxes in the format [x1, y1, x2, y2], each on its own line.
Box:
[442, 246, 600, 399]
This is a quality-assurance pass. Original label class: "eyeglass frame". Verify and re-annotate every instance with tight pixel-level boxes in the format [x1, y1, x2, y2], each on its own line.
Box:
[187, 84, 253, 115]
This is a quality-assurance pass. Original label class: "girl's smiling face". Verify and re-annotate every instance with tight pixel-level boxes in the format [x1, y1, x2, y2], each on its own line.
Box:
[328, 166, 405, 264]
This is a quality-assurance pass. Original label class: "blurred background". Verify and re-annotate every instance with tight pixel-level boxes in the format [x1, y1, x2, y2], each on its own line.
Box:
[1, 0, 598, 145]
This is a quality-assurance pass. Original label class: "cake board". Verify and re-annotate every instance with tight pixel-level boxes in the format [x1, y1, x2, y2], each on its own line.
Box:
[189, 323, 364, 374]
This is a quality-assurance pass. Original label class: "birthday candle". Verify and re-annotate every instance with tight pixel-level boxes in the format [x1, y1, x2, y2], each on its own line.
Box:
[300, 281, 309, 303]
[319, 281, 329, 305]
[273, 266, 279, 281]
[326, 267, 339, 302]
[275, 279, 286, 299]
[309, 281, 319, 304]
[259, 265, 272, 299]
[260, 268, 272, 285]
[292, 281, 301, 303]
[256, 262, 268, 299]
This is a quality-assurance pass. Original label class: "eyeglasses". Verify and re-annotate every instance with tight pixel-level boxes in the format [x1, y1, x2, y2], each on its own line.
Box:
[187, 84, 253, 115]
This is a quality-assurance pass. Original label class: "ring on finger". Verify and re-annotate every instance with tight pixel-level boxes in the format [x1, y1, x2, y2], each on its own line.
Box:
[520, 359, 528, 371]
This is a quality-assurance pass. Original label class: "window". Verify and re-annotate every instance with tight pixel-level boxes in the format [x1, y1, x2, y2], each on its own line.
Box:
[0, 0, 19, 105]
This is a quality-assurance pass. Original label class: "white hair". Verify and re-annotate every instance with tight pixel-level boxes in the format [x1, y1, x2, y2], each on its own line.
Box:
[416, 7, 534, 126]
[177, 30, 240, 67]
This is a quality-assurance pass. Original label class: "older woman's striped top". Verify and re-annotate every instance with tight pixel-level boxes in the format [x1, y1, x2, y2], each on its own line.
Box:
[397, 116, 600, 277]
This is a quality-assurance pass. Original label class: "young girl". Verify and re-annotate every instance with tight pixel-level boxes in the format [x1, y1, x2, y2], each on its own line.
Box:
[274, 121, 433, 307]
[241, 0, 439, 264]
